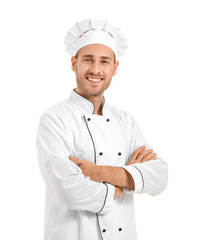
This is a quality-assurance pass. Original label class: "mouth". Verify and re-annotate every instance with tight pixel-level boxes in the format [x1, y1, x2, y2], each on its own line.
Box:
[87, 76, 103, 84]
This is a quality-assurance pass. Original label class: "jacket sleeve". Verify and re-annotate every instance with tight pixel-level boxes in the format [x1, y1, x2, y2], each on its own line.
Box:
[122, 112, 168, 196]
[36, 112, 115, 214]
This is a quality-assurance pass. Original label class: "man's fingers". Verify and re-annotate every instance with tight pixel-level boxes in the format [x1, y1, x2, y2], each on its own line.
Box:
[141, 152, 157, 163]
[69, 155, 83, 165]
[129, 145, 146, 164]
[136, 149, 154, 163]
[128, 145, 158, 165]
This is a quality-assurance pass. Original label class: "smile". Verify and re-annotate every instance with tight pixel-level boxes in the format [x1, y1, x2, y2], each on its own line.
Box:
[87, 77, 103, 83]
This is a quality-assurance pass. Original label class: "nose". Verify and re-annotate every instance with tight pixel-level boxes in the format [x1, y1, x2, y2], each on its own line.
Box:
[90, 61, 101, 76]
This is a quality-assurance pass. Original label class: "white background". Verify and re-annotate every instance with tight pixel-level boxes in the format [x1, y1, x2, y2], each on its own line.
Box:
[0, 0, 210, 239]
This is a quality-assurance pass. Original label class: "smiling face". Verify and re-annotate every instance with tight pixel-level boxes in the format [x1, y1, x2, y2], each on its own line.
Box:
[71, 44, 119, 99]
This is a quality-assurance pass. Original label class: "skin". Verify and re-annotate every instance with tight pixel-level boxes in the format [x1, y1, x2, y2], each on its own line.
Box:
[70, 44, 157, 199]
[71, 44, 119, 115]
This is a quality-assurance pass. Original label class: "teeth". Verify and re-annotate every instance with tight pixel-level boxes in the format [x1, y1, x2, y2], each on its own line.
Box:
[88, 77, 101, 82]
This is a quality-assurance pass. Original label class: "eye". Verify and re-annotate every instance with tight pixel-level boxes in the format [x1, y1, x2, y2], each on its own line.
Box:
[83, 58, 92, 63]
[102, 60, 109, 64]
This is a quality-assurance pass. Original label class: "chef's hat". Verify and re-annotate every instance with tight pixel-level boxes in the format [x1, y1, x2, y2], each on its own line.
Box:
[64, 19, 128, 57]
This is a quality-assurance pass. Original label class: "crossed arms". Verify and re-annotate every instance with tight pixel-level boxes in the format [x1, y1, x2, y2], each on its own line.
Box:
[37, 113, 168, 213]
[69, 145, 157, 199]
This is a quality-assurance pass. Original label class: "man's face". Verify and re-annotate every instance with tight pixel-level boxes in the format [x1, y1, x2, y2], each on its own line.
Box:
[71, 44, 119, 98]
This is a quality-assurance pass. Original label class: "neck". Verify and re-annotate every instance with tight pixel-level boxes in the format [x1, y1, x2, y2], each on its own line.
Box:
[91, 97, 103, 115]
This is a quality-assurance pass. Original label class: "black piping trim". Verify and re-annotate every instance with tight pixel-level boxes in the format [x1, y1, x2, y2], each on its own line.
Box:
[83, 115, 96, 164]
[73, 88, 105, 115]
[96, 214, 104, 240]
[97, 183, 108, 214]
[132, 165, 145, 191]
[83, 115, 105, 240]
[74, 88, 95, 114]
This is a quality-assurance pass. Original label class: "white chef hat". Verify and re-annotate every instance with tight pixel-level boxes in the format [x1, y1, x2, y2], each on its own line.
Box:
[64, 19, 128, 58]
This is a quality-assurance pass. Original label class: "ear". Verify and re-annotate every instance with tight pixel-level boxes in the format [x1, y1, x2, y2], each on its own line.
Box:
[113, 60, 119, 76]
[71, 56, 77, 72]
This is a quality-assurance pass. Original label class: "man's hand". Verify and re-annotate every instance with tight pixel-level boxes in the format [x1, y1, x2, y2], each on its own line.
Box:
[114, 186, 124, 199]
[69, 155, 102, 182]
[127, 145, 157, 165]
[69, 155, 124, 199]
[69, 144, 157, 193]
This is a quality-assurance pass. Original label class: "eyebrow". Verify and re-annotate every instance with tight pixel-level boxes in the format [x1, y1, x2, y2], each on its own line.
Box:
[101, 56, 112, 60]
[81, 55, 112, 60]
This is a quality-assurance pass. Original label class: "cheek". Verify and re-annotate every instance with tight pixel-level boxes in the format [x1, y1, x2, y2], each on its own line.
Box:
[105, 67, 116, 77]
[76, 64, 88, 75]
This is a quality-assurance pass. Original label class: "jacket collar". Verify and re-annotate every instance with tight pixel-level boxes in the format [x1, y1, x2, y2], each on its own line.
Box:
[68, 88, 107, 115]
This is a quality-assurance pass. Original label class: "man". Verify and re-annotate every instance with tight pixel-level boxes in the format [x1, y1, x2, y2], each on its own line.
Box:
[36, 18, 168, 240]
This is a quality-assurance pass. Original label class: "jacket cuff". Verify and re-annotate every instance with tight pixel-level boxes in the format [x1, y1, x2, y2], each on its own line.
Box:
[122, 165, 144, 193]
[98, 183, 115, 215]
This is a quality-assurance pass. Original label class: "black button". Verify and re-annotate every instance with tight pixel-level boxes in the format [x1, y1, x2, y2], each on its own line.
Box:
[99, 152, 103, 156]
[102, 229, 106, 233]
[87, 118, 91, 121]
[106, 119, 110, 122]
[118, 152, 122, 156]
[119, 228, 122, 231]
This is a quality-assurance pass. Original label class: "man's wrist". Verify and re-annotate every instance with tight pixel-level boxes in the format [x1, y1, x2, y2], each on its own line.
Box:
[98, 165, 106, 182]
[97, 165, 135, 190]
[99, 165, 114, 183]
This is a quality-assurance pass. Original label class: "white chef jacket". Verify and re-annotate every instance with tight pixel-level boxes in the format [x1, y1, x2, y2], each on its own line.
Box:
[36, 89, 168, 240]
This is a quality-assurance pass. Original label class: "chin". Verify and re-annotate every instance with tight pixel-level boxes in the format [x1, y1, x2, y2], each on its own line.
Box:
[89, 91, 104, 97]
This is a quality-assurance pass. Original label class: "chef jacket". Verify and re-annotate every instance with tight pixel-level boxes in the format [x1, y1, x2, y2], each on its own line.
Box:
[36, 88, 168, 240]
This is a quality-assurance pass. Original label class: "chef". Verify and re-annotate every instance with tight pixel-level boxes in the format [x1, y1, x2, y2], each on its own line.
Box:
[36, 18, 168, 240]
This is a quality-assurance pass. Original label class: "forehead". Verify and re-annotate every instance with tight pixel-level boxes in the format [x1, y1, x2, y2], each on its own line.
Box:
[76, 44, 115, 59]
